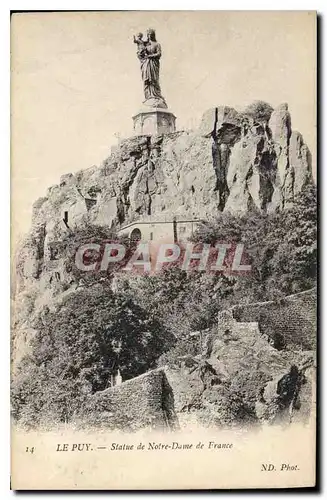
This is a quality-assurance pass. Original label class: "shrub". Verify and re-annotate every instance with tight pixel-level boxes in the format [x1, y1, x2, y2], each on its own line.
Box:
[242, 100, 274, 122]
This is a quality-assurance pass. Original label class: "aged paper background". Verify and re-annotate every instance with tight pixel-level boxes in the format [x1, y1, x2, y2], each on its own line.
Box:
[11, 11, 316, 490]
[12, 422, 316, 490]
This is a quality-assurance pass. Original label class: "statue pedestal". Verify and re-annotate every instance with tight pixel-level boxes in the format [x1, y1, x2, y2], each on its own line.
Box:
[133, 108, 176, 136]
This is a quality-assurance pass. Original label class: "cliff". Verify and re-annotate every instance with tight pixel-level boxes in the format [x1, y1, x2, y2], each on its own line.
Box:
[16, 101, 313, 285]
[12, 100, 314, 372]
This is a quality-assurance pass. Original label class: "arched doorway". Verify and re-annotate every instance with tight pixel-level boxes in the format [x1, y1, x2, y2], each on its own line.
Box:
[130, 227, 142, 242]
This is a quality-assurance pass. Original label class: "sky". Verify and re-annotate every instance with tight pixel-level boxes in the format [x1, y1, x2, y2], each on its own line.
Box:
[11, 11, 316, 242]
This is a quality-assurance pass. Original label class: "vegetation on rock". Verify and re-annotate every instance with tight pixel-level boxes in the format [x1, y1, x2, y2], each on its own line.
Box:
[12, 181, 316, 428]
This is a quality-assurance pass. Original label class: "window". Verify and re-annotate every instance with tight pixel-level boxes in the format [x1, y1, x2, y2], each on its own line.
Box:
[130, 227, 142, 242]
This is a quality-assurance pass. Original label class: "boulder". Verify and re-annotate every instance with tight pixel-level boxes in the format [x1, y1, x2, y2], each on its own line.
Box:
[198, 106, 242, 145]
[198, 107, 216, 137]
[289, 131, 313, 194]
[216, 106, 242, 145]
[268, 103, 292, 182]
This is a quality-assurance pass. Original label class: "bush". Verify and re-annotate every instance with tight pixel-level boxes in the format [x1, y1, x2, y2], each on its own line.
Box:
[242, 100, 274, 122]
[12, 285, 174, 426]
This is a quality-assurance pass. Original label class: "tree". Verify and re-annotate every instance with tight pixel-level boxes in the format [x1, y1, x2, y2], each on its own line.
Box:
[60, 221, 131, 288]
[12, 284, 174, 426]
[242, 100, 274, 122]
[191, 185, 317, 301]
[269, 185, 317, 294]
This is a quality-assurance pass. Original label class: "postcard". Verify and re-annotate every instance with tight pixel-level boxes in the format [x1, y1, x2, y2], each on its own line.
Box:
[11, 10, 317, 490]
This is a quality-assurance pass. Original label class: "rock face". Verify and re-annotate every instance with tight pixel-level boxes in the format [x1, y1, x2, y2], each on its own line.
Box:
[12, 101, 314, 365]
[19, 102, 312, 270]
[166, 289, 316, 429]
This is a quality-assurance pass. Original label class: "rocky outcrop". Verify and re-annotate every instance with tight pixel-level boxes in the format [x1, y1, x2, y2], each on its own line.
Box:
[17, 102, 313, 285]
[22, 102, 311, 238]
[199, 101, 312, 213]
[166, 290, 316, 429]
[12, 101, 314, 365]
[199, 105, 242, 144]
[289, 130, 313, 198]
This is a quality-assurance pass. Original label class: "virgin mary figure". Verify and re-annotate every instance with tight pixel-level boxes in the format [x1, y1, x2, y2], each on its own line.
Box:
[138, 29, 167, 108]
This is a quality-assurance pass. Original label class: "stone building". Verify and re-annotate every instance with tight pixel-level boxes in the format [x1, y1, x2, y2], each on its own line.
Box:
[118, 216, 201, 243]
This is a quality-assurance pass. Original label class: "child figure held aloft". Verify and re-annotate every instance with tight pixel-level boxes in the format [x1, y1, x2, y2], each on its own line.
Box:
[133, 32, 148, 60]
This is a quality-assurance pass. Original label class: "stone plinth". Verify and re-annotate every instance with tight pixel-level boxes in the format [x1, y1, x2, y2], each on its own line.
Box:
[133, 108, 176, 136]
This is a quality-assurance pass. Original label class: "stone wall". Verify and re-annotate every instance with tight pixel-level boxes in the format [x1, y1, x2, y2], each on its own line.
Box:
[209, 309, 289, 380]
[83, 368, 179, 432]
[204, 291, 316, 426]
[206, 289, 316, 388]
[232, 288, 316, 350]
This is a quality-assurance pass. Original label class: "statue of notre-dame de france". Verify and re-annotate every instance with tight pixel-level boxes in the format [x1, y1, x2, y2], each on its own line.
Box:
[132, 28, 176, 135]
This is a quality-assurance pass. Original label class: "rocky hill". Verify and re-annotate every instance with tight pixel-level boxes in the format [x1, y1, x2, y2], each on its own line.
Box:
[11, 101, 316, 430]
[16, 101, 313, 289]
